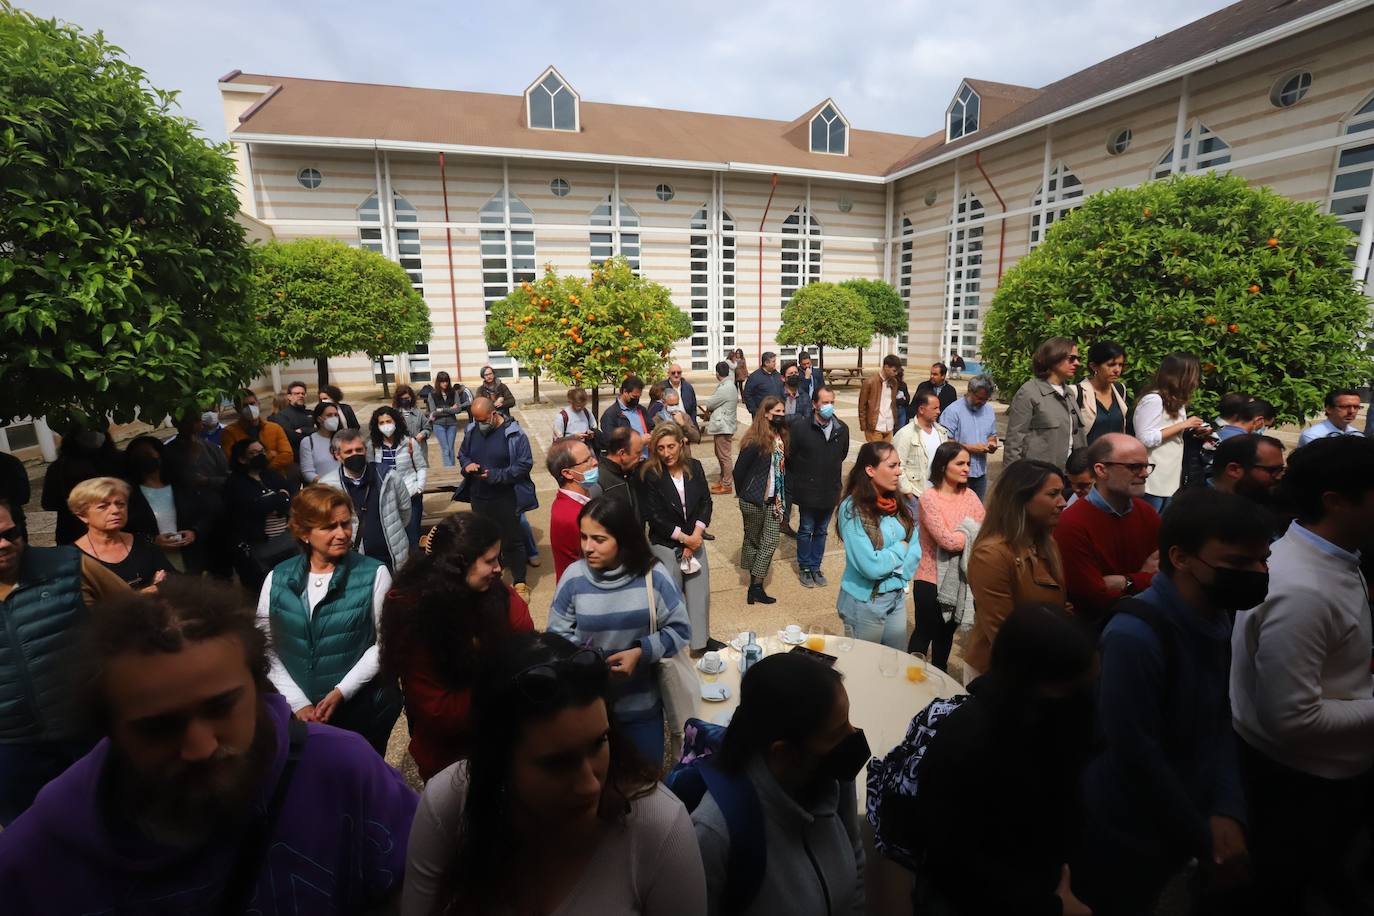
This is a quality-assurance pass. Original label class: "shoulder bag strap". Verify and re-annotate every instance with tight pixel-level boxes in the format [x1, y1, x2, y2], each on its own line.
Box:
[217, 718, 308, 916]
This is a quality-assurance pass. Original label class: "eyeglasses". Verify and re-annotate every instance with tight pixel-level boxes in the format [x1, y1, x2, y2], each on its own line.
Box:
[1252, 464, 1286, 477]
[1102, 461, 1156, 476]
[0, 526, 22, 543]
[669, 372, 683, 377]
[512, 647, 608, 703]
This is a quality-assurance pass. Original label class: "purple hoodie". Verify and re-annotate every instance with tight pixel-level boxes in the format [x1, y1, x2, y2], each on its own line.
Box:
[0, 693, 418, 915]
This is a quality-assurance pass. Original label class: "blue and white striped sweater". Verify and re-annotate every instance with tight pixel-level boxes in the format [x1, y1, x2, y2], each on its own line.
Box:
[547, 561, 691, 722]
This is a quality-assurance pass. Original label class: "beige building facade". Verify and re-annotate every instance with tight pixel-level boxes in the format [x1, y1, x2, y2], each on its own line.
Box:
[217, 0, 1374, 394]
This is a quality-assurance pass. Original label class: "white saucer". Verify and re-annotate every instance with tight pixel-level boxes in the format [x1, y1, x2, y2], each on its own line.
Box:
[777, 631, 807, 646]
[700, 683, 732, 702]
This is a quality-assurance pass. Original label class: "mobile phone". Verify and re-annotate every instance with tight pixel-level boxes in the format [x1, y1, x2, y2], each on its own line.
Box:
[790, 645, 838, 667]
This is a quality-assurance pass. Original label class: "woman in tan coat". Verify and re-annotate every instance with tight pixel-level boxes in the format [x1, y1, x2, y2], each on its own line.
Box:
[964, 459, 1070, 680]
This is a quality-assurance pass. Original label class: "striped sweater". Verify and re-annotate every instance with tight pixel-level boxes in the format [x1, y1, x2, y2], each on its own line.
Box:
[548, 561, 691, 722]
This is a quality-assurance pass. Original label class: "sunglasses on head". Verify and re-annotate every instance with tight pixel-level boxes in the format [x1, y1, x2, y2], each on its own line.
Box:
[512, 647, 608, 704]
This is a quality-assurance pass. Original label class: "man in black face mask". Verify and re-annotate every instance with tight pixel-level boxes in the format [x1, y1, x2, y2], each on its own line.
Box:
[323, 430, 411, 573]
[456, 398, 535, 602]
[1229, 434, 1374, 915]
[1075, 487, 1272, 915]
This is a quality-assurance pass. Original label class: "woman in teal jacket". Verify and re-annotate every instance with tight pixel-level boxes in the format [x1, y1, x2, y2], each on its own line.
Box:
[834, 442, 921, 649]
[257, 483, 400, 754]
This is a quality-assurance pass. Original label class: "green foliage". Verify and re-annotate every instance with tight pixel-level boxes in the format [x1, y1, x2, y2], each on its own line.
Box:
[982, 173, 1373, 424]
[0, 4, 264, 425]
[776, 282, 874, 353]
[252, 238, 432, 367]
[841, 278, 906, 337]
[485, 257, 692, 387]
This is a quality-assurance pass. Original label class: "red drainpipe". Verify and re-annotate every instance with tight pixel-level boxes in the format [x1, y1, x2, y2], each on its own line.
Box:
[757, 173, 779, 361]
[974, 151, 1008, 284]
[438, 153, 463, 380]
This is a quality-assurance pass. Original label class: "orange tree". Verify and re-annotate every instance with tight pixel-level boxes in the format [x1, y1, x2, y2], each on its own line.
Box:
[776, 282, 874, 371]
[485, 256, 692, 413]
[981, 173, 1373, 424]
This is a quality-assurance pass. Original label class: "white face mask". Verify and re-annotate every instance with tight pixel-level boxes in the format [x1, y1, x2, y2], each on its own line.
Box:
[378, 422, 397, 437]
[323, 416, 340, 432]
[245, 404, 260, 421]
[201, 411, 219, 427]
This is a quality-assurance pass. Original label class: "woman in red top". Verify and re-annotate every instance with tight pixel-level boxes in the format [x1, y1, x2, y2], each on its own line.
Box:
[380, 512, 533, 780]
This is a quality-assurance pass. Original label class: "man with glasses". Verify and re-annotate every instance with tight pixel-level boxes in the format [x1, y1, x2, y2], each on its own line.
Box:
[657, 364, 698, 421]
[1211, 434, 1287, 526]
[1297, 388, 1364, 448]
[546, 437, 599, 583]
[1053, 433, 1162, 625]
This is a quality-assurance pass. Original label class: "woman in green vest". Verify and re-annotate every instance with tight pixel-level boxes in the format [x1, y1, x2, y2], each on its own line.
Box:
[256, 483, 400, 754]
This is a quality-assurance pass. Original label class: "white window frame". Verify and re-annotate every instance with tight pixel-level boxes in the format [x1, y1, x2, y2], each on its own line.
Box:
[946, 82, 981, 142]
[1270, 70, 1313, 109]
[779, 204, 822, 362]
[809, 101, 850, 156]
[1029, 162, 1084, 250]
[943, 193, 984, 359]
[524, 65, 581, 132]
[690, 205, 736, 371]
[1152, 121, 1232, 179]
[480, 187, 537, 380]
[590, 196, 641, 273]
[359, 191, 430, 382]
[1106, 128, 1132, 156]
[1328, 90, 1374, 286]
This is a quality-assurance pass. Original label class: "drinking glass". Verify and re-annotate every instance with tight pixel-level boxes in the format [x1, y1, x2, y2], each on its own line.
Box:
[879, 647, 898, 678]
[836, 632, 855, 652]
[806, 625, 829, 652]
[905, 652, 928, 683]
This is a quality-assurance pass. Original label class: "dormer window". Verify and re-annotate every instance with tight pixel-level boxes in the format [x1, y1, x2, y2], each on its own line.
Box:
[810, 103, 849, 156]
[525, 67, 579, 132]
[947, 83, 980, 142]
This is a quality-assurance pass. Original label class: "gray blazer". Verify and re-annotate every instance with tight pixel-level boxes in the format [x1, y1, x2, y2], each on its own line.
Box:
[700, 378, 739, 436]
[324, 464, 411, 571]
[1003, 377, 1085, 467]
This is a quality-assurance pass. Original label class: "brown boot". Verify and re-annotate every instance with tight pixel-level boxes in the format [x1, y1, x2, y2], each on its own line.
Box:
[710, 482, 732, 494]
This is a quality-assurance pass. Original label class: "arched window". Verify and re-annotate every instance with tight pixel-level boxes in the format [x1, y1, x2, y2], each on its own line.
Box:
[359, 192, 429, 382]
[944, 194, 984, 360]
[480, 188, 536, 378]
[590, 196, 640, 273]
[526, 67, 579, 131]
[780, 205, 822, 360]
[1029, 163, 1084, 249]
[1153, 123, 1231, 179]
[1329, 91, 1374, 277]
[690, 207, 736, 370]
[810, 103, 848, 156]
[947, 83, 980, 142]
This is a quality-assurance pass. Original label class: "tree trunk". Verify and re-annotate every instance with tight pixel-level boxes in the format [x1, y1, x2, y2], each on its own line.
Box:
[316, 357, 329, 391]
[532, 372, 541, 404]
[592, 384, 601, 419]
[857, 347, 865, 370]
[817, 345, 826, 374]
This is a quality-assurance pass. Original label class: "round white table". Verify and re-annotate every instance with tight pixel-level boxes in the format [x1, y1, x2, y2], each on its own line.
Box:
[689, 634, 966, 916]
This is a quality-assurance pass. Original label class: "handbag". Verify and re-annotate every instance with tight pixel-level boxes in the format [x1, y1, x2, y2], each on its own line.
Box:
[249, 531, 297, 576]
[646, 574, 698, 759]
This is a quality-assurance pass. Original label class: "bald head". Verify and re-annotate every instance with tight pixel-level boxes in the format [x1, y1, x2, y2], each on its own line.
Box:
[1089, 433, 1150, 503]
[470, 397, 496, 423]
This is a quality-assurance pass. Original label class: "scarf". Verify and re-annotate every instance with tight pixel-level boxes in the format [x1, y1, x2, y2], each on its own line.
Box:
[875, 494, 898, 515]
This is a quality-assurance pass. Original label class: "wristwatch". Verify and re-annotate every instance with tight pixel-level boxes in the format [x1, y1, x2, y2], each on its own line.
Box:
[1121, 577, 1138, 596]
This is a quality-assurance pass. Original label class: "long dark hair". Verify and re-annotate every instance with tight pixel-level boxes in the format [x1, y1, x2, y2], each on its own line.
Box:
[438, 632, 657, 915]
[976, 459, 1065, 578]
[379, 513, 509, 690]
[1142, 351, 1201, 416]
[369, 405, 407, 449]
[928, 440, 969, 489]
[838, 441, 914, 541]
[739, 395, 788, 454]
[578, 497, 656, 577]
[717, 653, 844, 774]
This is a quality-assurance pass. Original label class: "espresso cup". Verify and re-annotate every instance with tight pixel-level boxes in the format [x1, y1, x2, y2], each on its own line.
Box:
[784, 624, 804, 642]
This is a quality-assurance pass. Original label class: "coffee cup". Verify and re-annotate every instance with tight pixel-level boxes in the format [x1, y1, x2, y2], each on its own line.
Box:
[784, 624, 803, 642]
[703, 651, 723, 672]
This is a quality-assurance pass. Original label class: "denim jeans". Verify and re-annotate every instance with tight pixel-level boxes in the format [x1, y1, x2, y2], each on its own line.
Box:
[0, 737, 94, 827]
[619, 705, 666, 766]
[836, 587, 908, 649]
[433, 423, 459, 467]
[520, 512, 539, 559]
[407, 493, 424, 547]
[795, 506, 834, 572]
[967, 474, 988, 501]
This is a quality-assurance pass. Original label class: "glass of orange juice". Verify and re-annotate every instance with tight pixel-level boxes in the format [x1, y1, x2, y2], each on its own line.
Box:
[905, 652, 928, 683]
[805, 625, 829, 652]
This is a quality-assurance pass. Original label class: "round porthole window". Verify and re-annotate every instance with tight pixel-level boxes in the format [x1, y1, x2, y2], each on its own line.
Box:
[1106, 128, 1132, 156]
[655, 183, 675, 202]
[1270, 70, 1312, 108]
[297, 167, 323, 189]
[550, 178, 571, 197]
[923, 188, 938, 207]
[837, 197, 853, 213]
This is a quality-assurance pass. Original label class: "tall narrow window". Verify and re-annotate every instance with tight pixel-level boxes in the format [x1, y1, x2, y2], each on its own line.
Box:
[480, 189, 537, 379]
[1029, 163, 1084, 249]
[590, 196, 640, 273]
[944, 194, 984, 360]
[1329, 92, 1374, 274]
[359, 192, 429, 382]
[526, 68, 578, 131]
[810, 103, 848, 155]
[947, 83, 980, 142]
[895, 217, 913, 360]
[1153, 123, 1231, 179]
[690, 207, 736, 371]
[780, 206, 822, 360]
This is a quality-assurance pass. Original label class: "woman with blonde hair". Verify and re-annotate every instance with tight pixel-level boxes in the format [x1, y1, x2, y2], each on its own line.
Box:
[639, 422, 715, 654]
[1132, 351, 1205, 512]
[733, 395, 788, 605]
[963, 460, 1069, 682]
[68, 477, 170, 591]
[257, 484, 399, 753]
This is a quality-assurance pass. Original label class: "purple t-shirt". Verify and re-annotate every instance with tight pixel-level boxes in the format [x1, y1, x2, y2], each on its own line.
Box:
[0, 693, 418, 914]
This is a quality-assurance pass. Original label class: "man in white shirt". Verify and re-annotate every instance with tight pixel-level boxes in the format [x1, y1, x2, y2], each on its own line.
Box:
[1230, 435, 1374, 913]
[1297, 388, 1364, 448]
[893, 392, 949, 502]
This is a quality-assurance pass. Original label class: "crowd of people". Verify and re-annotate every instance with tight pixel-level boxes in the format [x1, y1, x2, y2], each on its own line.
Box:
[0, 341, 1371, 916]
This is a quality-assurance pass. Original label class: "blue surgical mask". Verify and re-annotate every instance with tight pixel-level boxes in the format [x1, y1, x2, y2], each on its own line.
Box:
[580, 466, 600, 486]
[818, 404, 835, 420]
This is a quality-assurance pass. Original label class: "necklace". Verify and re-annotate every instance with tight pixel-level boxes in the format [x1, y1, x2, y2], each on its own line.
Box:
[310, 567, 333, 588]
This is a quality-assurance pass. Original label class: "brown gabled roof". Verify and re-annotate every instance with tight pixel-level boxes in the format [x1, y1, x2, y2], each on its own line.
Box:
[226, 73, 918, 177]
[886, 0, 1359, 173]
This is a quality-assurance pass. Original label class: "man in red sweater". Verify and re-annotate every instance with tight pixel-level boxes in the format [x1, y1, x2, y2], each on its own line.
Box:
[1054, 433, 1162, 625]
[547, 436, 599, 583]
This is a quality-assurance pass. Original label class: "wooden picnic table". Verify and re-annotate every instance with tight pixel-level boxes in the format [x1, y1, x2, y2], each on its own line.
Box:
[823, 365, 864, 386]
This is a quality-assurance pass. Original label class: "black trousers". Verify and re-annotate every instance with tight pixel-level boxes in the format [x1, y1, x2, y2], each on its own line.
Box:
[1237, 733, 1371, 915]
[472, 489, 527, 584]
[909, 580, 957, 670]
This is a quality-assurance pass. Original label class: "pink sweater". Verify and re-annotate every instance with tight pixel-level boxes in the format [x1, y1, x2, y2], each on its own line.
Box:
[916, 487, 986, 584]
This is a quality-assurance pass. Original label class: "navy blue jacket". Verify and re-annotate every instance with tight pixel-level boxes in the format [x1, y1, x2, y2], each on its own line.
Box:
[743, 368, 785, 415]
[657, 379, 698, 419]
[455, 418, 537, 512]
[600, 398, 651, 436]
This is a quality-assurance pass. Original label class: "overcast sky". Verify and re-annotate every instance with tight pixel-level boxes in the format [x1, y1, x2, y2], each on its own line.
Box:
[21, 0, 1236, 142]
